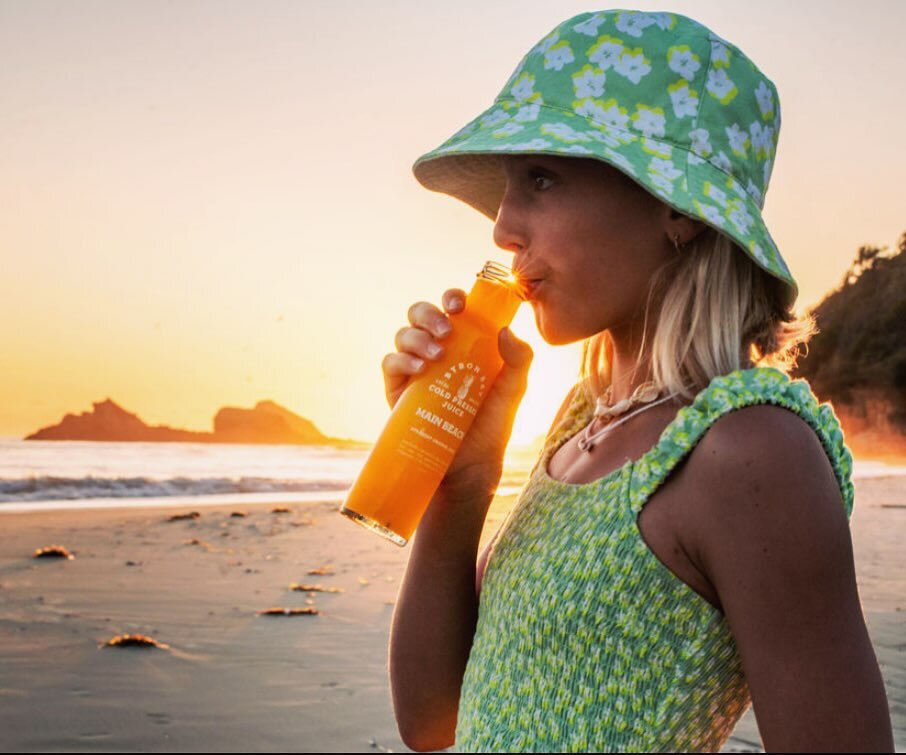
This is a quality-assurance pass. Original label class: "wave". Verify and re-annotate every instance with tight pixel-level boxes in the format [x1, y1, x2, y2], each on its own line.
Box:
[0, 476, 352, 503]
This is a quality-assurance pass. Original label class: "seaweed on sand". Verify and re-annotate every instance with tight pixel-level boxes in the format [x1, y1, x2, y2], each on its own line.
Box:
[289, 583, 344, 593]
[167, 511, 200, 522]
[33, 545, 74, 560]
[100, 633, 170, 650]
[257, 607, 320, 616]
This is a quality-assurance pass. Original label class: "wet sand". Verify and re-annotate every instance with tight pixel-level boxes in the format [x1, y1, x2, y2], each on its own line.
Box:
[0, 476, 902, 752]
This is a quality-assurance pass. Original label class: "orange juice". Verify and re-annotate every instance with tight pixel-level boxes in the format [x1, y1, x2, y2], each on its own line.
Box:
[339, 261, 525, 545]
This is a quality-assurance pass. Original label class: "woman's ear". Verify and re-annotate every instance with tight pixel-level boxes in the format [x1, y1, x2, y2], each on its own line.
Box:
[666, 209, 707, 247]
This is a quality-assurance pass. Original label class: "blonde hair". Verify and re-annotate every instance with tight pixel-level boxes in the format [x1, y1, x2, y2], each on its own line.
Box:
[579, 227, 818, 404]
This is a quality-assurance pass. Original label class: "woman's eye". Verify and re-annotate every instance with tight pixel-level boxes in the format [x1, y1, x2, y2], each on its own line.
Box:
[531, 172, 554, 191]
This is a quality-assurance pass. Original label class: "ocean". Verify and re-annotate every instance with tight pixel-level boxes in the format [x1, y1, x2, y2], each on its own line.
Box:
[2, 437, 904, 514]
[0, 437, 541, 513]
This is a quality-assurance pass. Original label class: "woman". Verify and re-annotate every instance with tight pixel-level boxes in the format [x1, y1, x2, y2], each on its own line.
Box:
[384, 10, 893, 752]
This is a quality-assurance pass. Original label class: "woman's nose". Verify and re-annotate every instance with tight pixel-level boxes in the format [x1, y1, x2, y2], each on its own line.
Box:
[492, 184, 528, 254]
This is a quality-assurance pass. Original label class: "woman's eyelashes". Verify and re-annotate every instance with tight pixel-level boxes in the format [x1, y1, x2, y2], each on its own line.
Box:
[529, 169, 555, 191]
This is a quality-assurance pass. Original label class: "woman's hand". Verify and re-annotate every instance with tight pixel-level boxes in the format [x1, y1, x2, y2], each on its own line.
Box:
[381, 287, 533, 498]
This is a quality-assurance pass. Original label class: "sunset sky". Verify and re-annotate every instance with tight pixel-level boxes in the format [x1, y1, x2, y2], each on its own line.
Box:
[2, 0, 905, 447]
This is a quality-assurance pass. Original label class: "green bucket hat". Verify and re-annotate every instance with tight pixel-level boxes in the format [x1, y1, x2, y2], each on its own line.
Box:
[413, 9, 798, 305]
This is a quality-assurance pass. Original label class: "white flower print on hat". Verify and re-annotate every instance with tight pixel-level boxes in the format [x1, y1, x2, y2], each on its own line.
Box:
[413, 9, 799, 304]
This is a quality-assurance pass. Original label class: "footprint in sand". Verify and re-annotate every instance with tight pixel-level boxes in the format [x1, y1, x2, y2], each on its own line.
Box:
[77, 732, 113, 741]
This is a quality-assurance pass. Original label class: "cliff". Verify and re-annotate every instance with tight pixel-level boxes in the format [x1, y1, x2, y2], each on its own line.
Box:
[213, 400, 329, 445]
[24, 398, 368, 448]
[793, 232, 906, 463]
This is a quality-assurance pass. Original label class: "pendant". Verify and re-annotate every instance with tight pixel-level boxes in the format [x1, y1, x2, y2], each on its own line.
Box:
[578, 416, 606, 453]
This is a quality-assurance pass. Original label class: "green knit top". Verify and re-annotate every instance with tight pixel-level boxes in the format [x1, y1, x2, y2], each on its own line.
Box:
[455, 366, 855, 753]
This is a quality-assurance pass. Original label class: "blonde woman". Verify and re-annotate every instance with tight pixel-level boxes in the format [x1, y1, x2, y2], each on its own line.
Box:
[383, 10, 893, 752]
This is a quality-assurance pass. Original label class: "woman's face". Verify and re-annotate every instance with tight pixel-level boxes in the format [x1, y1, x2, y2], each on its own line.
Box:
[495, 154, 679, 345]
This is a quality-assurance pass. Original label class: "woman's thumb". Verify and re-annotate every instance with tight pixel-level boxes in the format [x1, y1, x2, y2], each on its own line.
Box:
[498, 327, 533, 370]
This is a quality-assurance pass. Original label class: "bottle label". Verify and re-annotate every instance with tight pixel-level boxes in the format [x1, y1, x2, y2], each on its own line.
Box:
[396, 361, 489, 473]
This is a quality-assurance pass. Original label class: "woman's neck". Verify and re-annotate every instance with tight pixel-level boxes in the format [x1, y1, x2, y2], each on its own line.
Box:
[608, 365, 656, 405]
[607, 325, 655, 405]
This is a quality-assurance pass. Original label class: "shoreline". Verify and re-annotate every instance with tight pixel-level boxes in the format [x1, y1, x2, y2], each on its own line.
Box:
[0, 487, 530, 516]
[0, 490, 348, 515]
[2, 456, 905, 516]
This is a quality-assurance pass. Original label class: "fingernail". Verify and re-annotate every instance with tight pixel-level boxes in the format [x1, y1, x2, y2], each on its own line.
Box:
[449, 296, 463, 310]
[426, 343, 442, 358]
[412, 357, 425, 371]
[435, 319, 451, 337]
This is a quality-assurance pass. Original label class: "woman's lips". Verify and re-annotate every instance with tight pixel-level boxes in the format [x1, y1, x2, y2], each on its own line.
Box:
[512, 265, 547, 299]
[518, 278, 545, 300]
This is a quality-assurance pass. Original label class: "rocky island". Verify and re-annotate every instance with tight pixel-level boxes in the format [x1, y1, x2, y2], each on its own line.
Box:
[24, 398, 368, 448]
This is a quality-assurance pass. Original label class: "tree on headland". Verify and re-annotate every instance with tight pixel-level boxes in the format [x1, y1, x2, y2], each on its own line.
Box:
[843, 244, 884, 287]
[793, 231, 906, 443]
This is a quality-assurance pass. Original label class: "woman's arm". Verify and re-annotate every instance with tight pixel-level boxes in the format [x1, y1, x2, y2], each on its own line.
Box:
[384, 291, 534, 751]
[389, 482, 494, 752]
[391, 382, 578, 750]
[684, 405, 894, 752]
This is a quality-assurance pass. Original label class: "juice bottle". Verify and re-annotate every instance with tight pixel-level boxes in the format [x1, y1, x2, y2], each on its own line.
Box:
[339, 260, 525, 545]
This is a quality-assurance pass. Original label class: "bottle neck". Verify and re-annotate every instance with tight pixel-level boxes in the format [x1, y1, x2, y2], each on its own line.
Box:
[467, 267, 523, 328]
[476, 260, 521, 289]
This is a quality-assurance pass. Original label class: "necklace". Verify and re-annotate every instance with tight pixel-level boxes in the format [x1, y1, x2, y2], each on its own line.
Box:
[577, 381, 678, 453]
[593, 380, 662, 420]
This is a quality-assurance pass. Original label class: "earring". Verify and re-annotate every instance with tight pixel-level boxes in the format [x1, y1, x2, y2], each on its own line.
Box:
[672, 234, 684, 253]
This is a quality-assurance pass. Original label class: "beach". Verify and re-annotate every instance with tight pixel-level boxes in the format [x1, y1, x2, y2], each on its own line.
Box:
[0, 476, 903, 753]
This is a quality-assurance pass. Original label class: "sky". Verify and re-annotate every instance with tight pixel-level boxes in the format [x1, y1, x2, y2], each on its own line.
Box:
[2, 0, 905, 446]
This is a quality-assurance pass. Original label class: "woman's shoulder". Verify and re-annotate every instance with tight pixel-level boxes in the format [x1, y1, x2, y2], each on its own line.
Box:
[683, 366, 855, 517]
[670, 369, 857, 619]
[629, 365, 855, 519]
[698, 399, 835, 478]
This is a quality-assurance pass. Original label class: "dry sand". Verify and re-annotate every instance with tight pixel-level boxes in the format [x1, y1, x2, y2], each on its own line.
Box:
[0, 476, 902, 752]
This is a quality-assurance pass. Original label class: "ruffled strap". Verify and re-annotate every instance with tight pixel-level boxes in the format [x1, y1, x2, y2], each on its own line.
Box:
[628, 366, 855, 519]
[541, 382, 594, 454]
[523, 384, 588, 481]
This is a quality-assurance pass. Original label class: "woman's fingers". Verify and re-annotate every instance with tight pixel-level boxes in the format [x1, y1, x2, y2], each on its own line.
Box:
[407, 301, 452, 338]
[407, 288, 467, 338]
[385, 289, 467, 408]
[442, 288, 466, 314]
[382, 352, 426, 407]
[394, 326, 445, 362]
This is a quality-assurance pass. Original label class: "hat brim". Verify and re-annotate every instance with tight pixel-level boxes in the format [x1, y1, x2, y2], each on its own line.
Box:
[413, 101, 798, 307]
